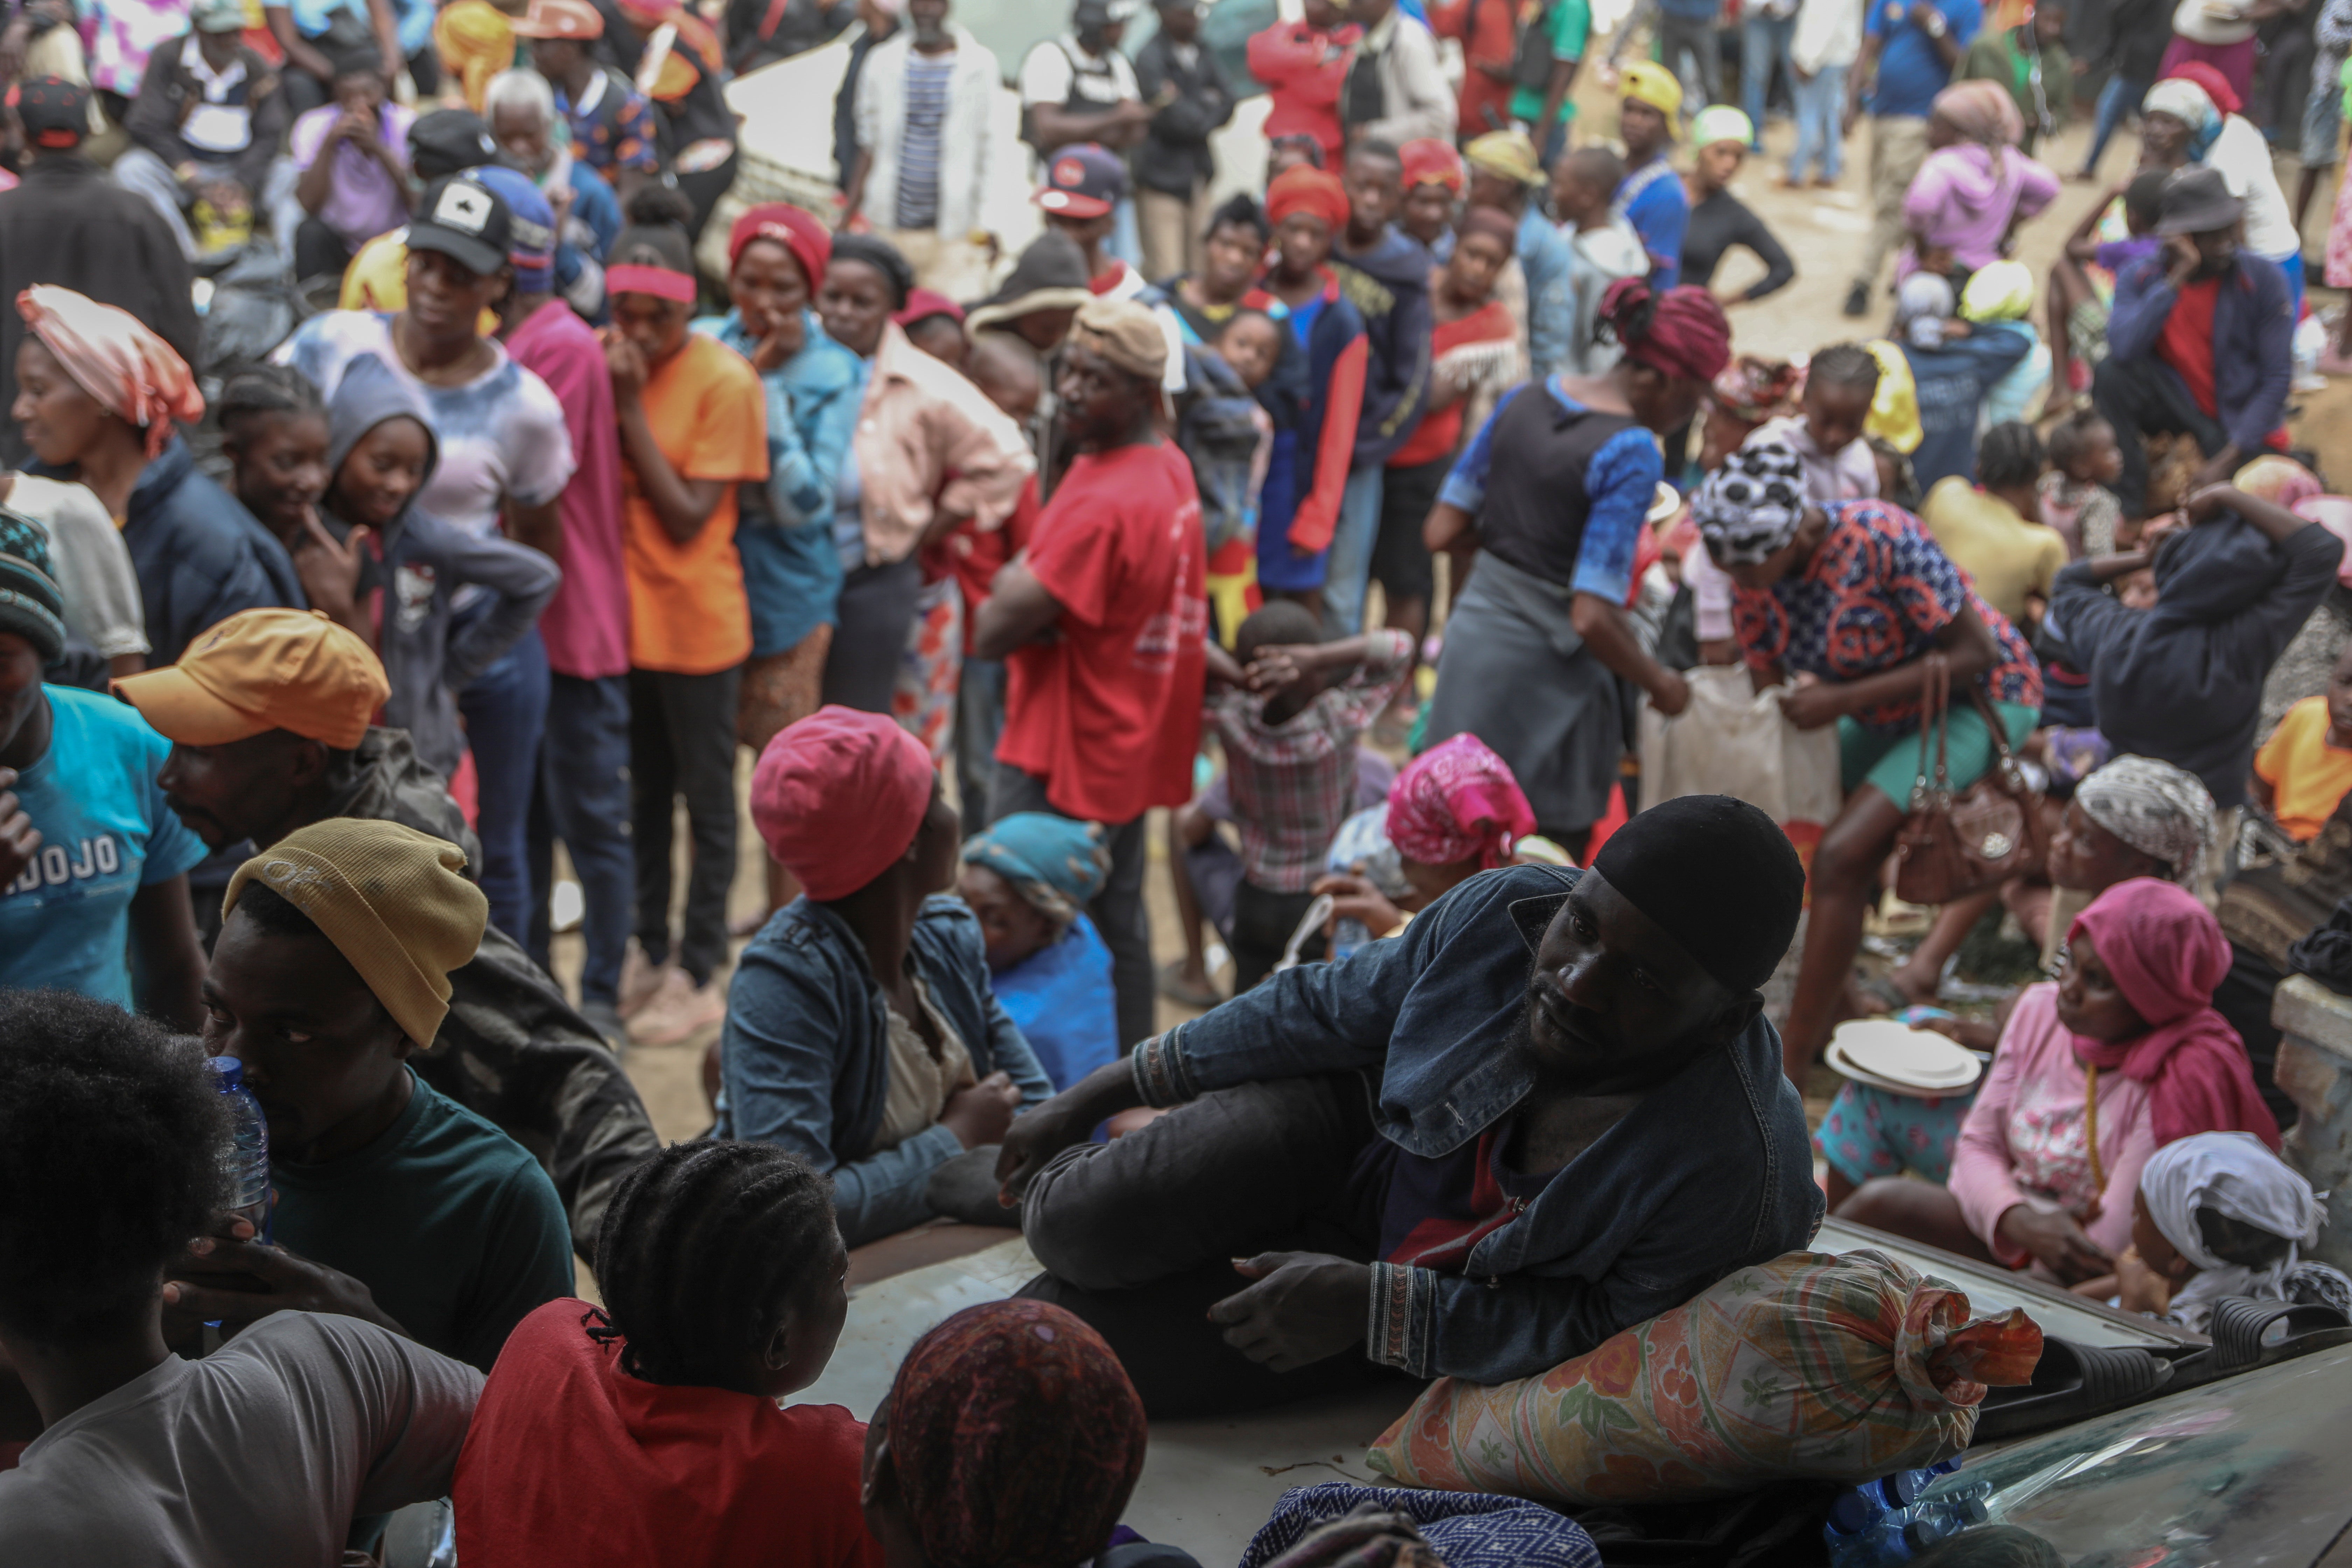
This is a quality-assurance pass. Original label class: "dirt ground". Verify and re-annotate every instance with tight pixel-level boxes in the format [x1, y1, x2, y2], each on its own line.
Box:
[570, 93, 2352, 1156]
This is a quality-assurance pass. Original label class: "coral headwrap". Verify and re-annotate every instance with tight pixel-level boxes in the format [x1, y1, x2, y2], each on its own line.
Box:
[2164, 58, 2242, 116]
[1386, 734, 1536, 870]
[750, 705, 936, 900]
[1602, 277, 1732, 384]
[1399, 136, 1464, 193]
[727, 201, 831, 291]
[17, 285, 202, 459]
[434, 0, 514, 114]
[2067, 878, 2282, 1152]
[1267, 164, 1350, 231]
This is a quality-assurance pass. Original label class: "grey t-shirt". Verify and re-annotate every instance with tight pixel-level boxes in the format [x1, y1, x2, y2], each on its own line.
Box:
[0, 1312, 481, 1567]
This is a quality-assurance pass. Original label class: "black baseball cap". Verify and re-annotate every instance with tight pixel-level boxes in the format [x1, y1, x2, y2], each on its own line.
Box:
[408, 108, 500, 182]
[408, 174, 513, 278]
[14, 77, 87, 150]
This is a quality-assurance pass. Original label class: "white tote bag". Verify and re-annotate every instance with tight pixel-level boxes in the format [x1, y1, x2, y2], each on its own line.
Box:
[1637, 665, 1842, 831]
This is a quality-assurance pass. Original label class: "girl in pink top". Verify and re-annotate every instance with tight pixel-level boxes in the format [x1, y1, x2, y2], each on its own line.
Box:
[1898, 82, 2061, 280]
[1848, 877, 2278, 1284]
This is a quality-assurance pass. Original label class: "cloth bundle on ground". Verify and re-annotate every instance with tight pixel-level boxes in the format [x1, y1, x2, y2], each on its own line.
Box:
[1241, 1482, 1602, 1568]
[1364, 1249, 2042, 1506]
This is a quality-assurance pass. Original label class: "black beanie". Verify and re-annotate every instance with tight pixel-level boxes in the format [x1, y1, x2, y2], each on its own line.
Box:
[1591, 794, 1803, 995]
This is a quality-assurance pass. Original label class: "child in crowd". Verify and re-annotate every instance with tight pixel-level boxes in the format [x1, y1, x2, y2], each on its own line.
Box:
[2107, 1130, 2352, 1332]
[959, 814, 1119, 1093]
[2047, 169, 2166, 400]
[215, 364, 335, 597]
[1311, 732, 1544, 942]
[2039, 408, 2126, 558]
[0, 990, 481, 1561]
[1920, 421, 2067, 631]
[2253, 645, 2352, 841]
[453, 1142, 877, 1567]
[1548, 146, 1650, 376]
[1749, 341, 1881, 501]
[1958, 261, 2050, 427]
[1200, 603, 1413, 989]
[1894, 271, 2035, 493]
[1214, 307, 1286, 392]
[302, 354, 561, 786]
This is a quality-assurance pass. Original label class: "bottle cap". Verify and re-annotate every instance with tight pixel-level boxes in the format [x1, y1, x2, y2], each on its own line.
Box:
[206, 1055, 245, 1090]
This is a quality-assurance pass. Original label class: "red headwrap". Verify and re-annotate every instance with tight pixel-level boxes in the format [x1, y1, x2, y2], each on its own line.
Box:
[17, 285, 203, 459]
[1386, 733, 1536, 869]
[750, 705, 936, 900]
[1399, 136, 1464, 194]
[1267, 164, 1350, 231]
[2068, 878, 2281, 1152]
[727, 201, 831, 292]
[2163, 59, 2242, 115]
[1601, 277, 1732, 385]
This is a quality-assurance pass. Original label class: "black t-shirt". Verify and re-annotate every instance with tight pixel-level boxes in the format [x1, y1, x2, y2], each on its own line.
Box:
[1681, 189, 1795, 301]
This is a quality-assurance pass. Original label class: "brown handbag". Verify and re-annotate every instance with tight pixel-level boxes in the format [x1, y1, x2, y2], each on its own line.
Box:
[1892, 653, 2047, 906]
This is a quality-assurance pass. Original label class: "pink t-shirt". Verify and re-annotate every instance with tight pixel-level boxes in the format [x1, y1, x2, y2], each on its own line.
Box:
[505, 300, 629, 680]
[1949, 982, 2158, 1272]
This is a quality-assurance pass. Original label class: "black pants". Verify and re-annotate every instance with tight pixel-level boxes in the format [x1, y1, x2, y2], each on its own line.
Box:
[988, 765, 1153, 1049]
[628, 664, 741, 986]
[676, 151, 740, 242]
[1370, 456, 1446, 606]
[1018, 1072, 1395, 1416]
[294, 218, 353, 284]
[1231, 880, 1325, 993]
[2092, 354, 2228, 518]
[2212, 941, 2299, 1131]
[820, 554, 923, 714]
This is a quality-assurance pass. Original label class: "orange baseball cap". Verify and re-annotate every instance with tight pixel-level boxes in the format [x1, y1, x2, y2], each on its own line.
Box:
[112, 609, 389, 750]
[511, 0, 604, 37]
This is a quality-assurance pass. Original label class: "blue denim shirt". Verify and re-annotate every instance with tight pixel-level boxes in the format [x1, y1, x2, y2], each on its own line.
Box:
[720, 895, 1054, 1247]
[1132, 863, 1822, 1383]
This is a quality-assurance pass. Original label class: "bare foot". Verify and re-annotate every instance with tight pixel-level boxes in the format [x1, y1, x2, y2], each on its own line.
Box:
[1885, 960, 1942, 1005]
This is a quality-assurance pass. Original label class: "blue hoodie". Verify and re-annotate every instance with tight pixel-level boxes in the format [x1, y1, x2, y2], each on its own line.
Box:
[1330, 223, 1435, 468]
[2052, 513, 2343, 806]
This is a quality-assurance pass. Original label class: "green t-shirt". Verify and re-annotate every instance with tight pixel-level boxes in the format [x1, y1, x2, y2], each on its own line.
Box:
[1957, 29, 2071, 149]
[1510, 0, 1594, 126]
[271, 1070, 574, 1373]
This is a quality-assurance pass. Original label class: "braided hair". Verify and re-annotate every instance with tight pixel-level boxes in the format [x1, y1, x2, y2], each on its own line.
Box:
[216, 364, 326, 441]
[1807, 341, 1881, 397]
[1977, 420, 2047, 491]
[589, 1141, 838, 1388]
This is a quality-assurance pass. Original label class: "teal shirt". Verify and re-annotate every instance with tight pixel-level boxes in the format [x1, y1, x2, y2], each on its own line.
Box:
[271, 1071, 573, 1373]
[1510, 0, 1592, 125]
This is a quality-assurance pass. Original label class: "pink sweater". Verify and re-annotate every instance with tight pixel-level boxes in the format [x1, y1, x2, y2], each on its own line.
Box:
[1898, 145, 2061, 276]
[1949, 983, 2158, 1270]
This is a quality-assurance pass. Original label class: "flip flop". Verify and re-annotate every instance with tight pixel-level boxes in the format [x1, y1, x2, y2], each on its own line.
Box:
[1972, 1337, 2174, 1441]
[1156, 960, 1223, 1009]
[2205, 1296, 2352, 1373]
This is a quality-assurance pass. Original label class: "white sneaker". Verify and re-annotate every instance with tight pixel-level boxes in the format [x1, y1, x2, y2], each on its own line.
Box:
[626, 967, 728, 1047]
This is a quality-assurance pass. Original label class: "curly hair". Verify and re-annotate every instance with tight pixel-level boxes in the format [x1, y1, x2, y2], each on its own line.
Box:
[0, 991, 224, 1343]
[1977, 420, 2048, 491]
[589, 1141, 837, 1387]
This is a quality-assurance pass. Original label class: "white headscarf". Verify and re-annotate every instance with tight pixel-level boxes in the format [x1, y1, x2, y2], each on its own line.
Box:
[2077, 755, 2217, 886]
[2142, 1131, 2324, 1329]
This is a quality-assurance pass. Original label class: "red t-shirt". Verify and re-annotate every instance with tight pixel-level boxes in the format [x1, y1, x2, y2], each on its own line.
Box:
[452, 1300, 881, 1568]
[2157, 275, 2222, 417]
[996, 440, 1208, 823]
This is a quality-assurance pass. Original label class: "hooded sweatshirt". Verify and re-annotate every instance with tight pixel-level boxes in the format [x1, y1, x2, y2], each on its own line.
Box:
[2052, 515, 2344, 806]
[1331, 223, 1435, 469]
[1899, 143, 2060, 275]
[323, 354, 560, 780]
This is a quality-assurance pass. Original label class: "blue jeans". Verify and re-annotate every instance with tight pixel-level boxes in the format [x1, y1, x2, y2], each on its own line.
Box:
[1319, 467, 1386, 634]
[2087, 74, 2149, 172]
[1741, 13, 1794, 142]
[527, 672, 634, 1008]
[1791, 64, 1846, 180]
[455, 623, 550, 944]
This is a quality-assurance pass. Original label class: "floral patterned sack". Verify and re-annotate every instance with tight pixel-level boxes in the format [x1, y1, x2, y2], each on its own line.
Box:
[1364, 1250, 2043, 1507]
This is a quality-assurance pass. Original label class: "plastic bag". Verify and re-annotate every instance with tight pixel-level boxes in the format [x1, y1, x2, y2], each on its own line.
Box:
[196, 237, 298, 387]
[1639, 665, 1841, 876]
[1365, 1250, 2042, 1507]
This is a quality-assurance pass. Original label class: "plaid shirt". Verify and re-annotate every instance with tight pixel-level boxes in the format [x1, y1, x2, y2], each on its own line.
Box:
[1206, 629, 1413, 892]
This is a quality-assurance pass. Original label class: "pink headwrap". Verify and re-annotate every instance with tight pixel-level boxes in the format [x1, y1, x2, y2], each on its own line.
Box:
[751, 705, 937, 900]
[2068, 878, 2281, 1152]
[17, 285, 203, 459]
[1386, 734, 1536, 870]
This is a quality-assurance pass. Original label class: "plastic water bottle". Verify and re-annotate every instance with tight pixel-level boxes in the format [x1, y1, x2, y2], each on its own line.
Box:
[1331, 918, 1370, 962]
[1823, 1462, 1987, 1566]
[207, 1056, 271, 1243]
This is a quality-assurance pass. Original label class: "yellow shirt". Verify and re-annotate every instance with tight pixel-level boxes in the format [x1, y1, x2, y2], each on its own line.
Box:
[338, 232, 502, 336]
[2255, 695, 2352, 841]
[1918, 476, 2068, 626]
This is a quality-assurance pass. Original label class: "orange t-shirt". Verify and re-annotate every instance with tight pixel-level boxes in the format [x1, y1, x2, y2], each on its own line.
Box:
[621, 332, 768, 674]
[2255, 694, 2352, 841]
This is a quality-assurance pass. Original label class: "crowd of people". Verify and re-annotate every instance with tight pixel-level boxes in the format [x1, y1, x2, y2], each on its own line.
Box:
[4, 0, 2352, 1559]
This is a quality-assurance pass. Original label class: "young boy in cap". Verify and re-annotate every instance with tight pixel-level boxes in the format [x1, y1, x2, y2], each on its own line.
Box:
[974, 295, 1209, 1051]
[114, 608, 661, 1258]
[0, 518, 207, 1023]
[1037, 141, 1143, 298]
[160, 817, 574, 1373]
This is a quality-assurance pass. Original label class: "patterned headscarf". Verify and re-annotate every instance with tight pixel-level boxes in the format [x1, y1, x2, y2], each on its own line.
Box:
[1386, 734, 1535, 870]
[961, 813, 1109, 927]
[1690, 438, 1809, 565]
[2075, 755, 2216, 886]
[886, 1301, 1148, 1568]
[17, 286, 204, 458]
[1709, 355, 1800, 423]
[1603, 278, 1732, 385]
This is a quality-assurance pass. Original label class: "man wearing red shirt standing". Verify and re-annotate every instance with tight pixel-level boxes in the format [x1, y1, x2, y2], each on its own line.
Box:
[976, 295, 1209, 1050]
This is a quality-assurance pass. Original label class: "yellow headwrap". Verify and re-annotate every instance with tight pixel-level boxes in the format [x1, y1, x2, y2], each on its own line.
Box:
[434, 0, 515, 115]
[1620, 59, 1685, 125]
[225, 819, 488, 1050]
[1862, 338, 1922, 454]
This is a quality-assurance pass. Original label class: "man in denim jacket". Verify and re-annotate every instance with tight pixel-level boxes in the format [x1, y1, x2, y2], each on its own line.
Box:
[998, 794, 1822, 1416]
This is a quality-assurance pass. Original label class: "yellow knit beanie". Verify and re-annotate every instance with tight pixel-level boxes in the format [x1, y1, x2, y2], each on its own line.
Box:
[224, 819, 487, 1048]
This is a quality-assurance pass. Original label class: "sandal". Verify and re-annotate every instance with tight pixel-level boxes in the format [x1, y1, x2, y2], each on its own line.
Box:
[2205, 1296, 2352, 1373]
[1156, 959, 1223, 1009]
[1973, 1337, 2174, 1441]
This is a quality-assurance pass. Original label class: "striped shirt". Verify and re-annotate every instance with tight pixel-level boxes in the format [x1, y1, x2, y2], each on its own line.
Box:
[894, 51, 956, 230]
